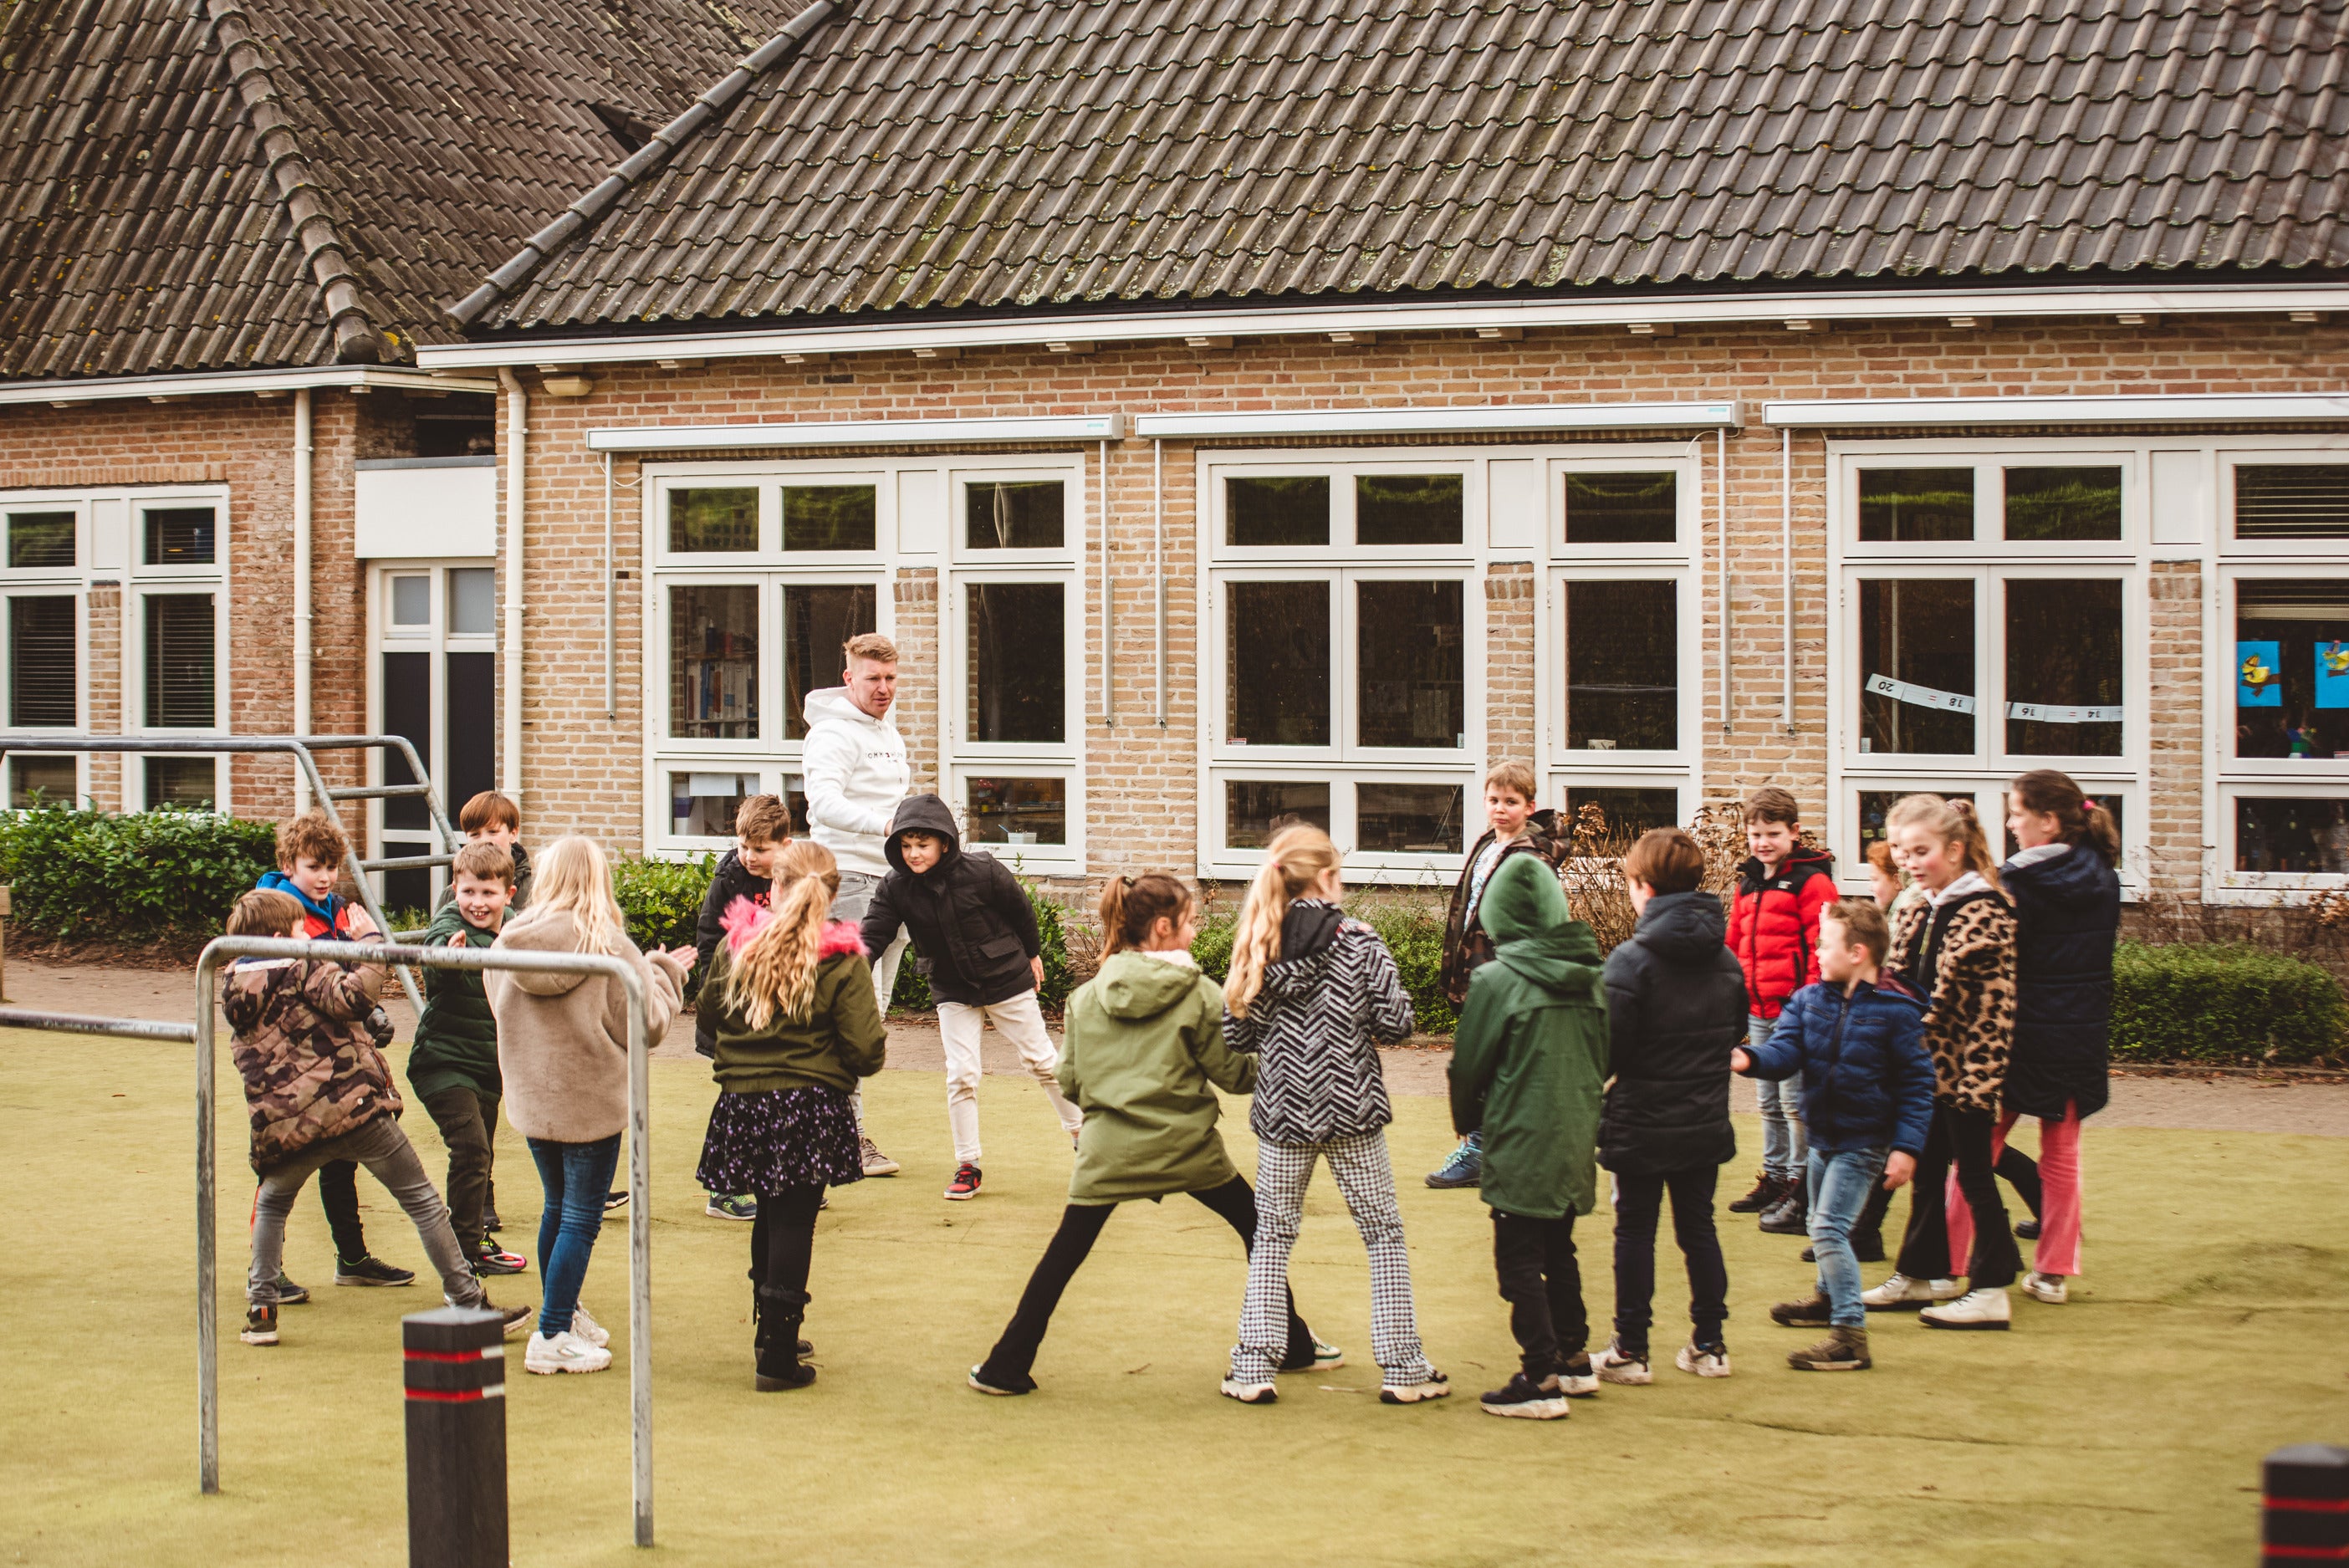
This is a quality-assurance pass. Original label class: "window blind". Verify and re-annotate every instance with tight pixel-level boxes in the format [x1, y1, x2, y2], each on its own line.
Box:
[145, 594, 215, 728]
[9, 595, 76, 726]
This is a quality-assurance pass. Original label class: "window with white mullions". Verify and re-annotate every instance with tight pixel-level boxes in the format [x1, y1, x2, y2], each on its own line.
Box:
[370, 564, 498, 911]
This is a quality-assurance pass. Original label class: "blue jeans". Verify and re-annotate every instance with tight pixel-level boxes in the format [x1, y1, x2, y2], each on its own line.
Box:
[528, 1134, 620, 1337]
[1807, 1147, 1887, 1327]
[1749, 1014, 1806, 1177]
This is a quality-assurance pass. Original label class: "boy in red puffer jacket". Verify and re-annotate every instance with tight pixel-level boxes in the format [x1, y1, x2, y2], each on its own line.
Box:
[1723, 787, 1835, 1236]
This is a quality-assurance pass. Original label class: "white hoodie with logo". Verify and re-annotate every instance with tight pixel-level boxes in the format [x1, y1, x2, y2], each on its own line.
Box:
[800, 687, 912, 878]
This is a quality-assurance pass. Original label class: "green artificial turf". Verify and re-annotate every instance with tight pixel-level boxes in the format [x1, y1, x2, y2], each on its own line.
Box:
[2, 1031, 2341, 1566]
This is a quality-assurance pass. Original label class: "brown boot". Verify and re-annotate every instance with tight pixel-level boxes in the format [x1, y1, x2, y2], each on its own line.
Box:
[1786, 1325, 1872, 1371]
[1769, 1292, 1833, 1328]
[1727, 1171, 1780, 1213]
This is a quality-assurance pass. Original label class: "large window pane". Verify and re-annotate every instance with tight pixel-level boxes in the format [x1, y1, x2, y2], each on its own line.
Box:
[143, 506, 216, 565]
[9, 595, 76, 726]
[1357, 782, 1464, 852]
[144, 594, 214, 728]
[668, 770, 759, 838]
[2004, 467, 2122, 541]
[1228, 581, 1329, 746]
[1860, 579, 1974, 754]
[7, 511, 74, 569]
[669, 585, 758, 739]
[966, 482, 1064, 549]
[1356, 475, 1463, 546]
[1565, 472, 1676, 545]
[2236, 580, 2349, 759]
[146, 757, 217, 810]
[2006, 580, 2123, 756]
[1859, 469, 1974, 543]
[968, 582, 1064, 743]
[967, 776, 1067, 846]
[783, 585, 877, 739]
[2235, 465, 2349, 540]
[1565, 580, 1675, 751]
[381, 651, 430, 830]
[2236, 796, 2349, 873]
[448, 568, 495, 636]
[1228, 477, 1329, 548]
[783, 485, 877, 551]
[1565, 786, 1678, 840]
[1226, 780, 1330, 848]
[669, 487, 757, 553]
[1357, 580, 1463, 749]
[9, 754, 75, 807]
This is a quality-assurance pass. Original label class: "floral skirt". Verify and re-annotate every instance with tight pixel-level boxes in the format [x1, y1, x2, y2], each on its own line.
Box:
[695, 1085, 865, 1195]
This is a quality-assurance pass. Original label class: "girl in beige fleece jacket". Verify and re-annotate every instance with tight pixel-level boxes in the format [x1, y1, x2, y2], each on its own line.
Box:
[488, 836, 692, 1375]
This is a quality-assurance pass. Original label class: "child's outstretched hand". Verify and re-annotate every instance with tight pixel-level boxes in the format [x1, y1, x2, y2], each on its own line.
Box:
[1729, 1047, 1752, 1073]
[661, 944, 698, 970]
[1882, 1152, 1916, 1191]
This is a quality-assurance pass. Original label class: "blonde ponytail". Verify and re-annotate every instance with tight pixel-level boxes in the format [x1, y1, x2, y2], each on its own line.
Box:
[723, 841, 842, 1029]
[1225, 825, 1342, 1018]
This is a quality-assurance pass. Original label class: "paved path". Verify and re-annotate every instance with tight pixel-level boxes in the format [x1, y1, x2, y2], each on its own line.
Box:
[11, 956, 2346, 1136]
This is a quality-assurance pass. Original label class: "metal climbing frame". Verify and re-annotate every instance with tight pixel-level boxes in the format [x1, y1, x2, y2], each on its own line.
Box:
[0, 733, 463, 1012]
[191, 935, 661, 1547]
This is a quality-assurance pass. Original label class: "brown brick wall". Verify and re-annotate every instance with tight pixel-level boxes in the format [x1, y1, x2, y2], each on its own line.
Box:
[2146, 562, 2204, 892]
[1483, 561, 1537, 764]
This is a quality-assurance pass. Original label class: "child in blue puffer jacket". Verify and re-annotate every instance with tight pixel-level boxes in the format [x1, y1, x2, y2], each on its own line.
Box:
[1734, 898, 1934, 1372]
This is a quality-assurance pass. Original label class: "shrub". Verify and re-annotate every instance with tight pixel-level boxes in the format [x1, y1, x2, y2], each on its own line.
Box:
[2112, 941, 2347, 1067]
[0, 805, 277, 943]
[1187, 900, 1453, 1034]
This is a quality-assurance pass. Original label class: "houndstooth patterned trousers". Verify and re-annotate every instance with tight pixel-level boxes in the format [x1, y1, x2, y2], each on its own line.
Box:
[1232, 1130, 1434, 1383]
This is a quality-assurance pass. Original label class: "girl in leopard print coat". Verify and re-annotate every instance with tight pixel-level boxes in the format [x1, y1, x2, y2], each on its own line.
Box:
[1874, 795, 2025, 1328]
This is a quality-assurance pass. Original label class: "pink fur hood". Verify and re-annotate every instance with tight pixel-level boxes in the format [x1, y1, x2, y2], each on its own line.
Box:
[721, 896, 868, 959]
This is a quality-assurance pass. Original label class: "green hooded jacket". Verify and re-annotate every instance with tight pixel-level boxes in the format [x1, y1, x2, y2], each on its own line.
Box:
[1058, 950, 1256, 1205]
[406, 901, 503, 1101]
[1447, 855, 1610, 1219]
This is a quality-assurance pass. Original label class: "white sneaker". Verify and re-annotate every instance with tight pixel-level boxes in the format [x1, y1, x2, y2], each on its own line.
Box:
[1219, 1375, 1278, 1404]
[1861, 1272, 1963, 1310]
[570, 1303, 610, 1349]
[1591, 1339, 1652, 1386]
[1919, 1286, 2012, 1331]
[1675, 1341, 1733, 1378]
[524, 1329, 613, 1374]
[2022, 1270, 2069, 1305]
[1377, 1370, 1453, 1405]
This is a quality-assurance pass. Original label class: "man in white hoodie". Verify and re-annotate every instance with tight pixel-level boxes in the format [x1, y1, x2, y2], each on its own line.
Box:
[802, 631, 913, 1176]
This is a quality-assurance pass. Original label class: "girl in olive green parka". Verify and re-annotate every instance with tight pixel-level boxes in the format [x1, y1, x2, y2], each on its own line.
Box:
[968, 873, 1332, 1396]
[1448, 854, 1611, 1414]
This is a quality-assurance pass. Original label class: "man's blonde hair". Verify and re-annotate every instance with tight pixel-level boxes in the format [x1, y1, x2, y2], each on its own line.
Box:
[844, 632, 898, 667]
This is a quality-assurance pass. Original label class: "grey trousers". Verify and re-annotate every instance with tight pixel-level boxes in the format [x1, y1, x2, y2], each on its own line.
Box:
[249, 1116, 485, 1309]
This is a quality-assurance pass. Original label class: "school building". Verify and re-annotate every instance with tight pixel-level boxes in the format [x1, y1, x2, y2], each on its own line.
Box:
[6, 3, 2348, 907]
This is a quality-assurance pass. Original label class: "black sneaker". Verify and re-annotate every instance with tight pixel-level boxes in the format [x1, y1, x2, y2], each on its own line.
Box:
[604, 1190, 629, 1211]
[1478, 1371, 1567, 1420]
[1424, 1142, 1483, 1189]
[240, 1305, 278, 1346]
[1727, 1172, 1780, 1214]
[2015, 1218, 2042, 1241]
[1758, 1191, 1809, 1235]
[1853, 1231, 1887, 1264]
[472, 1241, 528, 1277]
[273, 1271, 310, 1305]
[968, 1364, 1036, 1397]
[334, 1254, 416, 1287]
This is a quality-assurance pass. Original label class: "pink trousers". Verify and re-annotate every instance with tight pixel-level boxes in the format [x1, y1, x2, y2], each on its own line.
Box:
[1946, 1101, 2083, 1279]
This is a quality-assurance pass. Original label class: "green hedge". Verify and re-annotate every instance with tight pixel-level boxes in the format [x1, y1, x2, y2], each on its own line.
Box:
[1190, 902, 1454, 1035]
[2112, 941, 2347, 1066]
[0, 805, 278, 942]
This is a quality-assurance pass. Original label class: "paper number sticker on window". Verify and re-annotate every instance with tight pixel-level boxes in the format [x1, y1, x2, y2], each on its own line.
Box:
[1865, 673, 1975, 715]
[2005, 702, 2123, 724]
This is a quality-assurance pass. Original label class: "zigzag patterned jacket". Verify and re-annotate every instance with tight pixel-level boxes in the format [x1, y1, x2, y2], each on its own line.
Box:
[1223, 900, 1417, 1145]
[222, 955, 396, 1172]
[1887, 876, 2018, 1116]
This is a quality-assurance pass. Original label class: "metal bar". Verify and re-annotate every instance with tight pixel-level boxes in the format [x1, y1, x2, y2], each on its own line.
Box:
[327, 784, 432, 800]
[360, 854, 457, 872]
[194, 935, 657, 1543]
[0, 1005, 196, 1044]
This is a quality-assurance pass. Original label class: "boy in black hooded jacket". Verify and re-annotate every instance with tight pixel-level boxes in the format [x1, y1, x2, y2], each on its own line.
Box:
[860, 794, 1080, 1199]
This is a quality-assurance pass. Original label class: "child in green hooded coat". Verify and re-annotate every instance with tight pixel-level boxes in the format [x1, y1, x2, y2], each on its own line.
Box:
[1448, 853, 1611, 1420]
[968, 873, 1335, 1396]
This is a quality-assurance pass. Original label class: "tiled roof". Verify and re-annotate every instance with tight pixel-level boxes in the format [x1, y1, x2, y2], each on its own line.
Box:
[472, 0, 2349, 337]
[0, 0, 794, 379]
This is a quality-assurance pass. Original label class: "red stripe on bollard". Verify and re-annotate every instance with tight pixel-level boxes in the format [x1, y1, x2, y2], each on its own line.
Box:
[2273, 1501, 2349, 1516]
[404, 1346, 500, 1364]
[405, 1386, 502, 1403]
[2261, 1547, 2349, 1562]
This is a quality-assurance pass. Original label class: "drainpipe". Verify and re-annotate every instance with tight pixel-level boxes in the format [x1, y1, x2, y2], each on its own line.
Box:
[1716, 426, 1729, 740]
[498, 368, 527, 800]
[1099, 437, 1113, 728]
[1780, 426, 1795, 735]
[1153, 437, 1166, 728]
[604, 451, 615, 722]
[292, 389, 314, 806]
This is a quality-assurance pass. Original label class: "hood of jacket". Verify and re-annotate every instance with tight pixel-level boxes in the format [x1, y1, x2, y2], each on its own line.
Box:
[2003, 840, 2114, 910]
[1630, 888, 1727, 962]
[493, 909, 599, 996]
[1736, 842, 1835, 889]
[803, 684, 891, 735]
[883, 793, 963, 876]
[1482, 856, 1604, 999]
[1093, 948, 1208, 1019]
[1256, 899, 1348, 998]
[258, 869, 342, 930]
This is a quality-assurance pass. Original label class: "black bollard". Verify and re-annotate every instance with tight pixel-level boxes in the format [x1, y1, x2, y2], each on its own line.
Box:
[404, 1306, 509, 1568]
[2264, 1443, 2349, 1566]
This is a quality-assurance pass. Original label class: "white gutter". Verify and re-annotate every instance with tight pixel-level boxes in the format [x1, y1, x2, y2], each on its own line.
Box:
[1135, 402, 1743, 439]
[1098, 437, 1113, 728]
[414, 282, 2349, 374]
[292, 390, 313, 805]
[1765, 393, 2349, 427]
[0, 365, 495, 406]
[1780, 428, 1795, 735]
[603, 452, 615, 722]
[1715, 426, 1729, 740]
[586, 413, 1126, 452]
[498, 369, 527, 802]
[1153, 439, 1166, 729]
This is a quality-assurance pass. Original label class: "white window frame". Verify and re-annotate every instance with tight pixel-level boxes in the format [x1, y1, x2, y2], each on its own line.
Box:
[366, 561, 498, 907]
[642, 453, 1090, 871]
[2211, 440, 2349, 899]
[1828, 442, 2147, 893]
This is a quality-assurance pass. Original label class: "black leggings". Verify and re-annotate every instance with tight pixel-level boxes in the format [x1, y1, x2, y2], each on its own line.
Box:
[1894, 1106, 2020, 1290]
[749, 1185, 826, 1302]
[978, 1177, 1313, 1383]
